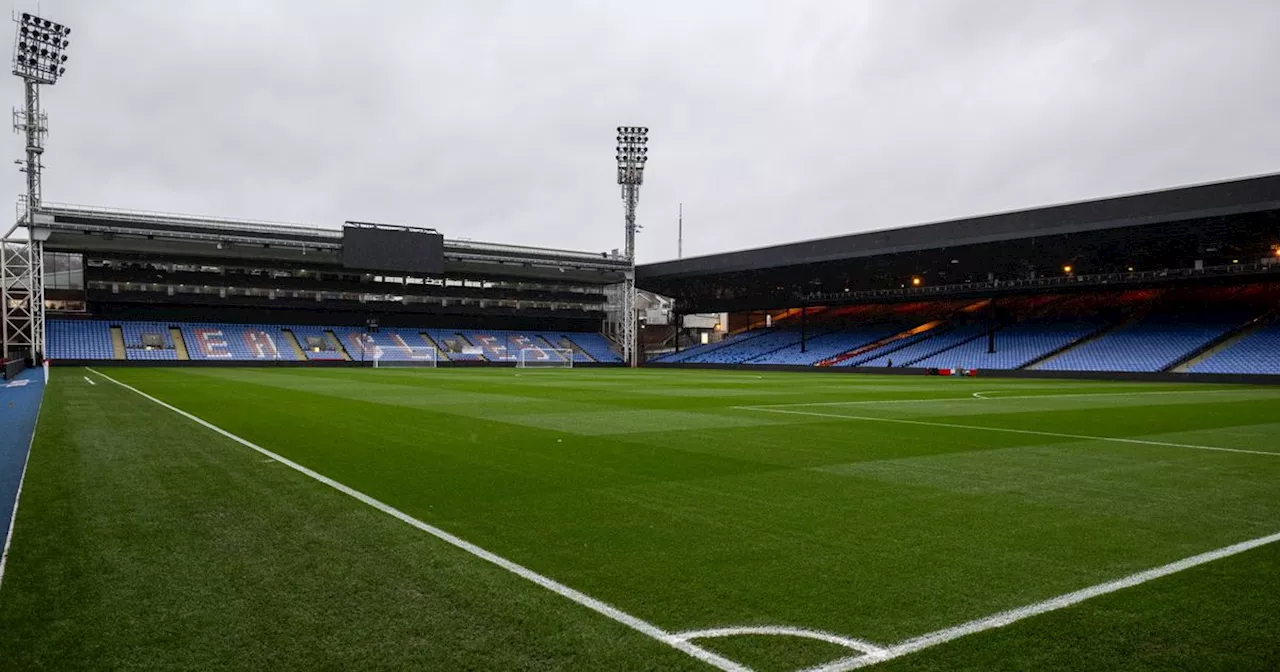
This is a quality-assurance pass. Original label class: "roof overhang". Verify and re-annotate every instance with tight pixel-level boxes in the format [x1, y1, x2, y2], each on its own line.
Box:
[639, 172, 1280, 282]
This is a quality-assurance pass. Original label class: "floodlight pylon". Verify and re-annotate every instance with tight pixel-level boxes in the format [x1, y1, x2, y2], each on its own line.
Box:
[3, 12, 71, 361]
[615, 126, 648, 367]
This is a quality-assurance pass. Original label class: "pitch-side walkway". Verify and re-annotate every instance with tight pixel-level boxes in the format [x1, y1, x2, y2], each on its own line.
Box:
[0, 367, 45, 586]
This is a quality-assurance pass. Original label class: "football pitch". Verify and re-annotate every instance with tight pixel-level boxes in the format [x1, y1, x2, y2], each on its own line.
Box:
[2, 367, 1279, 670]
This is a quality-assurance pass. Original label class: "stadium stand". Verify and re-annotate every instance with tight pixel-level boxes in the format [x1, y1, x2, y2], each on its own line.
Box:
[48, 320, 621, 364]
[912, 319, 1106, 370]
[120, 322, 178, 361]
[745, 325, 901, 366]
[427, 330, 486, 361]
[654, 329, 772, 363]
[545, 332, 621, 363]
[338, 328, 442, 362]
[1037, 311, 1253, 373]
[46, 319, 114, 360]
[184, 323, 295, 360]
[278, 326, 347, 361]
[684, 329, 805, 364]
[854, 325, 986, 368]
[1186, 319, 1280, 374]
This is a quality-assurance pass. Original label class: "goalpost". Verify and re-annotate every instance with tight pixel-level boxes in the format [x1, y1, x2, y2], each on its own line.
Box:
[517, 347, 573, 369]
[371, 346, 440, 368]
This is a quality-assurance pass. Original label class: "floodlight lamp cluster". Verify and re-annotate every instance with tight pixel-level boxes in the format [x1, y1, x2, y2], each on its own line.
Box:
[616, 126, 649, 185]
[14, 12, 71, 83]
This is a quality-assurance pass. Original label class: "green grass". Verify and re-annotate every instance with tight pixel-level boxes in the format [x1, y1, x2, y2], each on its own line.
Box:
[2, 367, 1278, 670]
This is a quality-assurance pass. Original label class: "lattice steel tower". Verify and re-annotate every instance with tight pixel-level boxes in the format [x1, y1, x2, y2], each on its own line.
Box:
[615, 126, 648, 367]
[2, 12, 70, 361]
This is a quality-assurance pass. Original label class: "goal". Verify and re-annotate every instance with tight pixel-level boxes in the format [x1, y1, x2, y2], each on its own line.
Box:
[517, 347, 573, 369]
[372, 346, 440, 368]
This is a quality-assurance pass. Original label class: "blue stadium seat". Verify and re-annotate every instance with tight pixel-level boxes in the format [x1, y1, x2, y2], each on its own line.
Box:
[184, 323, 295, 360]
[287, 326, 346, 361]
[46, 319, 114, 360]
[911, 319, 1104, 370]
[1038, 313, 1249, 373]
[1187, 321, 1280, 374]
[120, 322, 178, 361]
[745, 326, 901, 366]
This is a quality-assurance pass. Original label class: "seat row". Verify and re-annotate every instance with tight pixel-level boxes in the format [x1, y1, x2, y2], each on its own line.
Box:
[46, 320, 622, 363]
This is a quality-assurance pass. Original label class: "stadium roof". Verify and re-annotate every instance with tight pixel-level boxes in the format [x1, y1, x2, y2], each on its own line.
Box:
[31, 202, 630, 285]
[640, 172, 1280, 279]
[638, 172, 1280, 311]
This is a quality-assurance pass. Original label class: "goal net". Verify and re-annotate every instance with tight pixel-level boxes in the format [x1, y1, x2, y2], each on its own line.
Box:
[517, 347, 573, 369]
[371, 346, 440, 368]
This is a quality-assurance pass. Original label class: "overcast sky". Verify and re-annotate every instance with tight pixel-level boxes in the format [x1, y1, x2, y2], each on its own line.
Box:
[10, 0, 1280, 262]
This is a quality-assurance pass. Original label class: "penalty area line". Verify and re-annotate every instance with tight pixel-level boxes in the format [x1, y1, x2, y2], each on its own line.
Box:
[84, 368, 748, 672]
[733, 405, 1280, 458]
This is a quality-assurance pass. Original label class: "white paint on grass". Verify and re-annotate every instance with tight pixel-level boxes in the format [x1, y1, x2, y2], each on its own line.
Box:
[805, 529, 1280, 671]
[83, 376, 96, 386]
[0, 392, 43, 592]
[77, 368, 1280, 671]
[733, 406, 1280, 458]
[84, 368, 747, 672]
[673, 626, 885, 656]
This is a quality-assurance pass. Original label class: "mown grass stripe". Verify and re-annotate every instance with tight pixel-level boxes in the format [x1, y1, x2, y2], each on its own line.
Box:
[85, 367, 747, 672]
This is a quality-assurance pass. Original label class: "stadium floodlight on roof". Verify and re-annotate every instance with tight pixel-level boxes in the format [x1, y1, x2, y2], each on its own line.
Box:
[2, 11, 72, 362]
[614, 125, 649, 368]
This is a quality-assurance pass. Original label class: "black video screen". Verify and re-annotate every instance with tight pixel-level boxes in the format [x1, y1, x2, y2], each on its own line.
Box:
[342, 226, 444, 275]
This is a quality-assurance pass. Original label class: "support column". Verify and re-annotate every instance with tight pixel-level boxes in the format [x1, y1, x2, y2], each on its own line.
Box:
[800, 303, 807, 354]
[987, 298, 997, 354]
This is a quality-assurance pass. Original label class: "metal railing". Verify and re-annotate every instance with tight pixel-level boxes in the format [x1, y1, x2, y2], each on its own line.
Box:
[804, 262, 1280, 304]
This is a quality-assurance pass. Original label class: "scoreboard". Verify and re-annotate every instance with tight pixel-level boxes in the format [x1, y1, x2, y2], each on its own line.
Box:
[342, 222, 444, 275]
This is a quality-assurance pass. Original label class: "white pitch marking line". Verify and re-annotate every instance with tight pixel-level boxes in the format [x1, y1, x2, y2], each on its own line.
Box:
[84, 368, 748, 672]
[805, 528, 1280, 671]
[733, 406, 1280, 457]
[672, 626, 886, 656]
[747, 388, 1271, 409]
[83, 376, 96, 386]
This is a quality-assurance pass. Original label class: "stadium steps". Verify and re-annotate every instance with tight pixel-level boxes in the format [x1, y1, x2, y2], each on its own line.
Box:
[169, 327, 190, 361]
[419, 332, 451, 361]
[1027, 313, 1139, 370]
[541, 335, 591, 362]
[281, 330, 308, 360]
[324, 330, 352, 361]
[562, 336, 597, 363]
[821, 321, 945, 367]
[1169, 311, 1274, 373]
[454, 332, 489, 361]
[109, 326, 126, 360]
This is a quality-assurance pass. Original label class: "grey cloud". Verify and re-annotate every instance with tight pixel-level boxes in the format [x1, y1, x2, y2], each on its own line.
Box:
[10, 0, 1280, 262]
